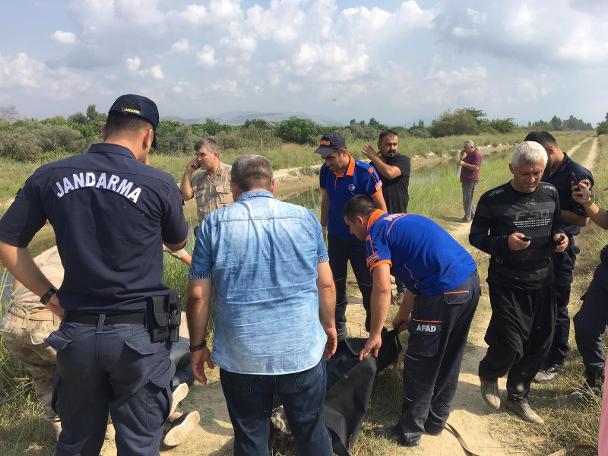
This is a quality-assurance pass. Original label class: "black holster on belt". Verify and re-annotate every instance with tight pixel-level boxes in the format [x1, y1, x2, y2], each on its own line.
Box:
[147, 291, 181, 343]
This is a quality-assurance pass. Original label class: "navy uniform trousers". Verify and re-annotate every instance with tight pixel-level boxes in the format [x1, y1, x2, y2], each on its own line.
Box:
[45, 317, 174, 456]
[328, 234, 373, 333]
[574, 262, 608, 387]
[543, 239, 578, 368]
[396, 271, 481, 445]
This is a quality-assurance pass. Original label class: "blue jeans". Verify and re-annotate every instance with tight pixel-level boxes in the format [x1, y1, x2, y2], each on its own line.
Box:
[220, 359, 332, 456]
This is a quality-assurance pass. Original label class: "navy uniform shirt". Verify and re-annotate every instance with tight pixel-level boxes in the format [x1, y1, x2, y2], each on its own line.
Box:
[0, 143, 188, 312]
[542, 153, 593, 237]
[320, 154, 382, 239]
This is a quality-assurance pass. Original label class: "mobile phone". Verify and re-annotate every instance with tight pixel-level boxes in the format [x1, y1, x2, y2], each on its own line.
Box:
[521, 236, 532, 242]
[555, 234, 566, 245]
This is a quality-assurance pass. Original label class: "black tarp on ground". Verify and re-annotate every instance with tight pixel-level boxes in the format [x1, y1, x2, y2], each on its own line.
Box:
[324, 328, 402, 456]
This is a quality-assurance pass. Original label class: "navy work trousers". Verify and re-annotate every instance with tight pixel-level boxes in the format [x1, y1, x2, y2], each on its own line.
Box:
[45, 319, 174, 456]
[396, 272, 481, 445]
[542, 284, 572, 367]
[220, 359, 332, 456]
[328, 234, 372, 332]
[541, 239, 578, 368]
[479, 283, 555, 399]
[574, 263, 608, 386]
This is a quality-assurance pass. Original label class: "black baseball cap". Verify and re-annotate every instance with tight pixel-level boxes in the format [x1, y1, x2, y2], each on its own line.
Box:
[109, 94, 159, 146]
[314, 132, 346, 157]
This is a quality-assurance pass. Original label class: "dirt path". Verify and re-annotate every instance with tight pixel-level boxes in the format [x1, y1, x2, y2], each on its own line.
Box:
[567, 135, 594, 158]
[580, 136, 599, 170]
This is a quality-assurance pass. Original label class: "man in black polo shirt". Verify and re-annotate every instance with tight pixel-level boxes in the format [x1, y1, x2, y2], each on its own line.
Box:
[364, 129, 411, 299]
[524, 131, 593, 383]
[0, 94, 188, 455]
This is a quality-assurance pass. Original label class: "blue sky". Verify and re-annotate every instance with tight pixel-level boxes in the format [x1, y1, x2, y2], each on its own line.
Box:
[1, 0, 608, 125]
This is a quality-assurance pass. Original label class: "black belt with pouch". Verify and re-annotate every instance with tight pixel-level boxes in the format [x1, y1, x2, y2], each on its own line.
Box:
[147, 291, 182, 343]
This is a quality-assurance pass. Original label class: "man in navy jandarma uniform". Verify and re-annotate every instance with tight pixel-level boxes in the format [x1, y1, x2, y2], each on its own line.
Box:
[0, 94, 188, 455]
[344, 195, 480, 447]
[317, 132, 387, 338]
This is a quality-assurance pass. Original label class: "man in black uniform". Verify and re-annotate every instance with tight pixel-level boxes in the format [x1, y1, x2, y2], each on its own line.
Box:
[570, 179, 608, 397]
[524, 131, 593, 383]
[470, 141, 567, 424]
[0, 94, 188, 455]
[363, 129, 411, 299]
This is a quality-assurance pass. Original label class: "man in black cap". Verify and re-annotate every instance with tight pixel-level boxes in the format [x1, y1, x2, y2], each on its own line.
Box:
[0, 94, 188, 455]
[316, 132, 387, 337]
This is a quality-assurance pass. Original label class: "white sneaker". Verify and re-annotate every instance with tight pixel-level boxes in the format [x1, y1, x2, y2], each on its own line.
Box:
[170, 383, 189, 415]
[163, 411, 200, 447]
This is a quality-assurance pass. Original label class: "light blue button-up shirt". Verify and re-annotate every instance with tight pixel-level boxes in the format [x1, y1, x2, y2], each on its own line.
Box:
[189, 190, 329, 375]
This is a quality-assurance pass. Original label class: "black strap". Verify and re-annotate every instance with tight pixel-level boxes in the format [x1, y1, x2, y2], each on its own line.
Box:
[65, 311, 145, 325]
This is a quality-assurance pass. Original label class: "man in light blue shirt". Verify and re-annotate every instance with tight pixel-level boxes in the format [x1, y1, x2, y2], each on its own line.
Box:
[186, 154, 337, 456]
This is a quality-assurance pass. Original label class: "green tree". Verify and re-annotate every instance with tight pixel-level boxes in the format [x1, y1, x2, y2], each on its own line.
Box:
[243, 118, 274, 130]
[550, 115, 563, 131]
[68, 112, 88, 125]
[276, 117, 321, 144]
[488, 118, 517, 133]
[597, 121, 608, 135]
[430, 109, 481, 137]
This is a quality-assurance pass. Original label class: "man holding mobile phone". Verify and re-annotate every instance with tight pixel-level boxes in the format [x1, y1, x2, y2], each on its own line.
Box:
[470, 141, 567, 424]
[180, 139, 233, 224]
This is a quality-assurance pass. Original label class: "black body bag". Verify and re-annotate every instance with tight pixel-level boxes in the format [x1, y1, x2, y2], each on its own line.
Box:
[325, 328, 402, 456]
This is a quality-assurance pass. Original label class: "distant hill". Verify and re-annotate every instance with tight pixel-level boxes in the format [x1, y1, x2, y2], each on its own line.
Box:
[162, 111, 342, 126]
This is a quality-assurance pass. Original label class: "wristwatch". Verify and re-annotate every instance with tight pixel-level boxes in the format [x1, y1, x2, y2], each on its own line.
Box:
[189, 340, 207, 352]
[40, 286, 58, 305]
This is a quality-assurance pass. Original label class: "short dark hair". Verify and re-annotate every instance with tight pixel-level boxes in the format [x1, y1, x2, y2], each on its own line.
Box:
[105, 111, 153, 138]
[524, 131, 557, 148]
[194, 138, 219, 155]
[231, 154, 273, 191]
[343, 195, 376, 220]
[378, 129, 399, 143]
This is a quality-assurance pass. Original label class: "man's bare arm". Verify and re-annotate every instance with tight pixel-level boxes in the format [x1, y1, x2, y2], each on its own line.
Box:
[363, 145, 402, 179]
[317, 261, 337, 359]
[180, 160, 198, 201]
[187, 277, 214, 384]
[0, 242, 54, 299]
[560, 209, 589, 227]
[370, 191, 388, 212]
[0, 242, 62, 317]
[359, 264, 392, 360]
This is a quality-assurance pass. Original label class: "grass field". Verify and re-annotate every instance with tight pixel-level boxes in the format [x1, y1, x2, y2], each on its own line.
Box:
[0, 130, 600, 455]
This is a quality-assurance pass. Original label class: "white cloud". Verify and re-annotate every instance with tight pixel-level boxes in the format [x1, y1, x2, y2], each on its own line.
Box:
[0, 52, 91, 98]
[208, 0, 242, 21]
[113, 0, 164, 27]
[51, 30, 78, 44]
[426, 62, 488, 87]
[171, 38, 190, 53]
[149, 65, 164, 80]
[438, 0, 608, 65]
[125, 56, 142, 72]
[196, 45, 216, 67]
[293, 43, 369, 82]
[125, 57, 164, 80]
[0, 53, 45, 89]
[516, 77, 550, 100]
[171, 4, 208, 25]
[211, 79, 239, 96]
